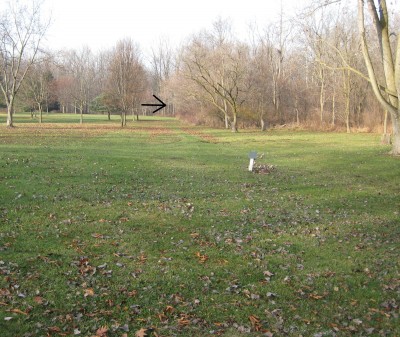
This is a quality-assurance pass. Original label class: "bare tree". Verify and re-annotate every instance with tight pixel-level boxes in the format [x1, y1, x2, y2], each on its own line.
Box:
[150, 38, 173, 92]
[301, 6, 339, 125]
[107, 38, 147, 126]
[358, 0, 400, 154]
[21, 58, 55, 123]
[181, 20, 249, 132]
[64, 47, 96, 124]
[150, 38, 175, 116]
[0, 0, 49, 126]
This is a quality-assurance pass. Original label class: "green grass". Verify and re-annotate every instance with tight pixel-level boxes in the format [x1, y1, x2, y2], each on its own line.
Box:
[0, 113, 399, 336]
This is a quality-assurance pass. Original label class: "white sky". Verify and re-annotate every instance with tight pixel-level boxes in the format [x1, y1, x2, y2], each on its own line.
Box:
[42, 0, 309, 56]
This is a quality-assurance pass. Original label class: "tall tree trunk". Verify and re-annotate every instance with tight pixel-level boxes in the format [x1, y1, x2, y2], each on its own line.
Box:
[319, 71, 325, 124]
[223, 98, 229, 129]
[358, 0, 399, 154]
[231, 110, 238, 132]
[260, 102, 266, 131]
[381, 110, 391, 144]
[38, 103, 43, 123]
[261, 118, 266, 131]
[391, 113, 400, 154]
[6, 102, 14, 127]
[331, 92, 336, 126]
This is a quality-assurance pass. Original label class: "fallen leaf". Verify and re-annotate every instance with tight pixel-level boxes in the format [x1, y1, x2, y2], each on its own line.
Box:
[138, 254, 147, 264]
[8, 308, 28, 315]
[127, 290, 137, 297]
[48, 326, 62, 333]
[84, 288, 95, 297]
[164, 305, 174, 313]
[135, 328, 147, 337]
[96, 325, 109, 336]
[178, 317, 190, 326]
[309, 293, 324, 300]
[91, 233, 104, 239]
[249, 314, 263, 331]
[34, 296, 44, 304]
[195, 251, 208, 263]
[249, 315, 260, 325]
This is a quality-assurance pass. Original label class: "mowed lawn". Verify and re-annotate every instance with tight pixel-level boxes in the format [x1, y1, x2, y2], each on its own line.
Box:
[0, 113, 399, 337]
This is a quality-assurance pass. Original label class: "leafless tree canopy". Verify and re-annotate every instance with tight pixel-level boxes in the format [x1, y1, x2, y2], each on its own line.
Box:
[2, 0, 400, 152]
[0, 0, 49, 126]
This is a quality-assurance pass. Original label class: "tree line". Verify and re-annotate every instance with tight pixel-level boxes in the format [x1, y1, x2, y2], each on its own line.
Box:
[1, 0, 399, 154]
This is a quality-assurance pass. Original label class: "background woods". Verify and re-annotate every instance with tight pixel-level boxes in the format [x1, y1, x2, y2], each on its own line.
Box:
[1, 1, 399, 145]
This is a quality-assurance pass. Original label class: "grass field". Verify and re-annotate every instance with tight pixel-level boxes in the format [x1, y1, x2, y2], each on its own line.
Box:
[0, 113, 399, 336]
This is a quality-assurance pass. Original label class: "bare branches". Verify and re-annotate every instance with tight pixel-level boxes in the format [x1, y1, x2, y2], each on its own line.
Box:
[180, 23, 249, 132]
[358, 0, 398, 114]
[0, 0, 49, 126]
[106, 39, 147, 126]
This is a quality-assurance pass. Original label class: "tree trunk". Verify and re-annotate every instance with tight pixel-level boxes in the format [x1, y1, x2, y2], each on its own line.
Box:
[121, 112, 127, 127]
[319, 73, 325, 124]
[345, 92, 351, 133]
[331, 92, 336, 126]
[223, 98, 229, 129]
[381, 110, 391, 144]
[231, 112, 238, 132]
[38, 103, 43, 123]
[294, 96, 300, 125]
[389, 113, 400, 155]
[358, 0, 399, 154]
[6, 104, 14, 127]
[261, 118, 266, 131]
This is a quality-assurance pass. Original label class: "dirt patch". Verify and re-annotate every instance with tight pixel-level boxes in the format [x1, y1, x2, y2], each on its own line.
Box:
[180, 127, 219, 143]
[149, 127, 174, 138]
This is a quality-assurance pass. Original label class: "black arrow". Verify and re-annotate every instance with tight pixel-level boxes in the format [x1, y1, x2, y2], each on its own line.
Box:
[141, 95, 166, 114]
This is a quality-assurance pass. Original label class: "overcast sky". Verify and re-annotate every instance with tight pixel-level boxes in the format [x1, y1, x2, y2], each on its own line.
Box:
[42, 0, 309, 55]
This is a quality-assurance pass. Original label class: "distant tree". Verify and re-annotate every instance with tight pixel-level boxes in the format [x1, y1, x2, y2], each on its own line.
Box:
[0, 0, 49, 126]
[21, 59, 55, 123]
[150, 38, 175, 115]
[66, 47, 97, 124]
[107, 39, 147, 126]
[301, 6, 337, 125]
[150, 38, 174, 92]
[182, 19, 249, 132]
[54, 75, 73, 113]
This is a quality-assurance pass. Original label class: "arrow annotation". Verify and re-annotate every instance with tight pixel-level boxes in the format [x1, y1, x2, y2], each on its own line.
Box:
[141, 95, 166, 114]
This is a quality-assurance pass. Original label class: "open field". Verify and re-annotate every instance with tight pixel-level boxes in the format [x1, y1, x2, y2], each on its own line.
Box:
[0, 114, 399, 336]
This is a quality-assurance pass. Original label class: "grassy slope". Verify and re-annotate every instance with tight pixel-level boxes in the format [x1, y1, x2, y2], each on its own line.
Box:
[0, 114, 399, 336]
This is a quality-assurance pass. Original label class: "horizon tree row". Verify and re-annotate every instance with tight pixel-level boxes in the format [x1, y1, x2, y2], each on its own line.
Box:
[1, 0, 399, 153]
